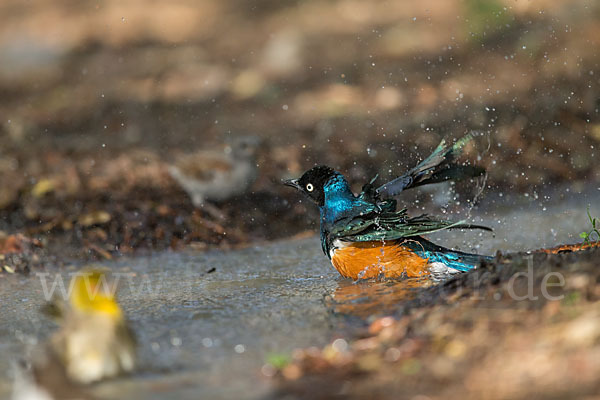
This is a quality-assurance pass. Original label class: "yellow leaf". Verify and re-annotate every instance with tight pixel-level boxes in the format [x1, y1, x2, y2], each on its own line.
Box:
[31, 179, 56, 198]
[78, 211, 112, 227]
[591, 124, 600, 141]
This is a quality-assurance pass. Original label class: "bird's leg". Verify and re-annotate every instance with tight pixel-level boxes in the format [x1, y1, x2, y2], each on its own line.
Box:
[199, 202, 227, 222]
[191, 194, 226, 222]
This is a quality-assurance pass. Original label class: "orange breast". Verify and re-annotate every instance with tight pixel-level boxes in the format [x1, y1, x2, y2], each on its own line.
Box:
[330, 240, 430, 280]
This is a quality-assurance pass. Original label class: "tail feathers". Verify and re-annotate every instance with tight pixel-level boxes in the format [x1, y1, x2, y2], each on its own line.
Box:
[376, 132, 485, 198]
[406, 237, 492, 272]
[422, 251, 490, 272]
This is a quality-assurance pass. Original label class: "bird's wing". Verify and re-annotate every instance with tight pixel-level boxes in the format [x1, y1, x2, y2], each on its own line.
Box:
[375, 132, 486, 199]
[170, 152, 234, 181]
[328, 208, 408, 239]
[359, 175, 397, 212]
[40, 298, 67, 322]
[336, 211, 491, 242]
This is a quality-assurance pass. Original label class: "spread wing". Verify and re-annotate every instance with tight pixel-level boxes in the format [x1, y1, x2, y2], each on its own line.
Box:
[329, 209, 491, 244]
[328, 208, 408, 239]
[375, 132, 486, 199]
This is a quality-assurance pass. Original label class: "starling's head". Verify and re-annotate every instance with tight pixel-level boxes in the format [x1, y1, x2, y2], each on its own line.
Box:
[284, 165, 337, 207]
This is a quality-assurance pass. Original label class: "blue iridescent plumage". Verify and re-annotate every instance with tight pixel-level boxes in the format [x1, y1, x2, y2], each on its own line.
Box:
[285, 134, 492, 275]
[316, 171, 490, 271]
[319, 172, 378, 255]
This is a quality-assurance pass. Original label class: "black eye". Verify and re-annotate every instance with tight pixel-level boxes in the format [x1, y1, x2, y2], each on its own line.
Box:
[306, 183, 314, 192]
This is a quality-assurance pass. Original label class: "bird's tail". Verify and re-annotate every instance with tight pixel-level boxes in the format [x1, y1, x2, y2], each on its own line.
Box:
[405, 237, 491, 272]
[377, 132, 486, 198]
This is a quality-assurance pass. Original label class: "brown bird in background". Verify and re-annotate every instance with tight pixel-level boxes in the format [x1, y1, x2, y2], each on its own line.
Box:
[168, 136, 261, 219]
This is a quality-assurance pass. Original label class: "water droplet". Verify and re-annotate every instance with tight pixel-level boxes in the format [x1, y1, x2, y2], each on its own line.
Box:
[234, 344, 246, 354]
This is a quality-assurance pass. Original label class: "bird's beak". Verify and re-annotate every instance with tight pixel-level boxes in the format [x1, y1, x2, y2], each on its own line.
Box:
[283, 178, 301, 190]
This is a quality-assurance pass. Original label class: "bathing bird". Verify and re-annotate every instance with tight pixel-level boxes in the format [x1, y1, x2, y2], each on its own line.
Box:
[12, 271, 135, 400]
[40, 270, 136, 384]
[284, 134, 492, 280]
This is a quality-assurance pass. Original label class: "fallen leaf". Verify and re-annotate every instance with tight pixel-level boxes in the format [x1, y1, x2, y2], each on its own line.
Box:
[78, 211, 112, 227]
[0, 234, 24, 254]
[31, 178, 56, 198]
[85, 243, 113, 260]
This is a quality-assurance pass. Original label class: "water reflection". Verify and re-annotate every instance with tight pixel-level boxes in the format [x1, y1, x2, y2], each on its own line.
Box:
[325, 277, 434, 318]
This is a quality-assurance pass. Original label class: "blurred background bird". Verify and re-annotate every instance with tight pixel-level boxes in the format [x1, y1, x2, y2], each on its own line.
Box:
[168, 136, 261, 219]
[12, 270, 135, 400]
[39, 270, 135, 384]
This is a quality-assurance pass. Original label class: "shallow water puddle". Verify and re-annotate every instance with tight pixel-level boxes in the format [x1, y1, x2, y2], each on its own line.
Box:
[0, 239, 341, 399]
[325, 278, 432, 318]
[1, 185, 599, 399]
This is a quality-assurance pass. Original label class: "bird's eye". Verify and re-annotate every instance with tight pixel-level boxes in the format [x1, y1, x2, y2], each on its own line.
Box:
[306, 183, 314, 192]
